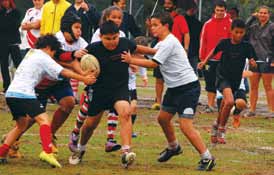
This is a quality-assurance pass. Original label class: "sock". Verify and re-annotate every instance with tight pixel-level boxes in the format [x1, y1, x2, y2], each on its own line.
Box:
[73, 96, 89, 134]
[70, 79, 79, 98]
[0, 144, 10, 157]
[121, 145, 130, 153]
[168, 140, 179, 150]
[201, 149, 212, 160]
[78, 144, 86, 152]
[131, 114, 137, 125]
[40, 124, 52, 154]
[107, 112, 118, 141]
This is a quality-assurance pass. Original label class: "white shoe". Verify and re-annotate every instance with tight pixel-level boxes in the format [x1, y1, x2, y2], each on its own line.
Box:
[121, 152, 136, 168]
[69, 150, 85, 165]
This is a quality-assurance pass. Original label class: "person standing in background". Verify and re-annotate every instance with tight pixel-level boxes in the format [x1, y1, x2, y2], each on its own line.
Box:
[0, 0, 22, 93]
[40, 0, 70, 35]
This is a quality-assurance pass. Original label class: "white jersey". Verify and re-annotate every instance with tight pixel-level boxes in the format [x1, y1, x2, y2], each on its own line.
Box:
[91, 29, 126, 43]
[55, 31, 88, 51]
[153, 34, 198, 88]
[6, 49, 63, 99]
[21, 7, 42, 48]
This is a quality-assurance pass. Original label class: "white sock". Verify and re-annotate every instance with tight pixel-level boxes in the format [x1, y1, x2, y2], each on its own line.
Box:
[122, 145, 131, 153]
[168, 140, 179, 150]
[201, 149, 212, 160]
[78, 144, 86, 152]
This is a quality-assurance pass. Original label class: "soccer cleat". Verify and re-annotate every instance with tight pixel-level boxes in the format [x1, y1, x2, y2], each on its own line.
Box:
[232, 115, 241, 128]
[68, 150, 85, 165]
[197, 157, 216, 171]
[151, 103, 160, 110]
[158, 145, 182, 162]
[205, 105, 215, 113]
[211, 124, 218, 144]
[0, 156, 7, 164]
[217, 128, 226, 144]
[121, 152, 136, 168]
[105, 141, 121, 152]
[1, 135, 23, 159]
[68, 132, 79, 153]
[39, 151, 62, 168]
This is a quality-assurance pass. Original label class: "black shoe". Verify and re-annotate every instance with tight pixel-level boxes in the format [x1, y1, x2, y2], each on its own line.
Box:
[197, 157, 216, 171]
[157, 145, 182, 162]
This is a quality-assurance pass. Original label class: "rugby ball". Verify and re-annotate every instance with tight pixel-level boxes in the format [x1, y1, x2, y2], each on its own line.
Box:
[80, 54, 100, 77]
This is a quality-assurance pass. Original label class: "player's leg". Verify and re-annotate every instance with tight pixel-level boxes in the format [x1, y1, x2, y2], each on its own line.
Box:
[130, 89, 138, 138]
[70, 79, 80, 102]
[105, 108, 120, 152]
[232, 90, 247, 128]
[261, 73, 273, 112]
[247, 73, 261, 116]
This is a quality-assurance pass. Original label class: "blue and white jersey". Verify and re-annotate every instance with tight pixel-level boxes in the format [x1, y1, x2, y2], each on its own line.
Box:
[6, 49, 63, 99]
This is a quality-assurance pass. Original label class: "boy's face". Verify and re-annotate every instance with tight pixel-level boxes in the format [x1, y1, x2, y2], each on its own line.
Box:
[150, 18, 167, 38]
[71, 22, 82, 39]
[214, 5, 226, 19]
[100, 33, 120, 51]
[231, 27, 245, 43]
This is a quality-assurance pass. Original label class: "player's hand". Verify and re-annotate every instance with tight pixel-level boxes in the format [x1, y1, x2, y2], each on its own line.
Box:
[271, 62, 274, 67]
[121, 51, 132, 64]
[74, 49, 88, 59]
[197, 61, 206, 70]
[83, 74, 96, 85]
[142, 76, 148, 87]
[81, 2, 89, 11]
[249, 58, 257, 68]
[130, 64, 138, 73]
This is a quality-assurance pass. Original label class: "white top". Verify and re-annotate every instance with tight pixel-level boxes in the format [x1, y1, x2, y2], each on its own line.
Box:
[153, 34, 198, 88]
[21, 7, 42, 48]
[55, 31, 88, 51]
[91, 29, 126, 43]
[6, 49, 64, 99]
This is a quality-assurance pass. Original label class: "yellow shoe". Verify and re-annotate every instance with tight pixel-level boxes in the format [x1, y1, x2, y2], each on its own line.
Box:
[39, 151, 62, 168]
[151, 103, 160, 110]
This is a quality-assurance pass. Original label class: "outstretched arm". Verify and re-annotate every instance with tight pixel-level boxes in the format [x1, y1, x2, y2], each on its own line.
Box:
[122, 51, 158, 68]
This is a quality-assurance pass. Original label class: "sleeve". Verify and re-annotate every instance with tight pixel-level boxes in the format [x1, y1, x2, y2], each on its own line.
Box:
[199, 23, 207, 61]
[126, 38, 137, 53]
[179, 16, 189, 34]
[90, 29, 100, 43]
[246, 43, 257, 60]
[85, 43, 96, 55]
[41, 57, 64, 80]
[128, 14, 142, 37]
[213, 39, 226, 55]
[79, 37, 88, 48]
[152, 42, 172, 65]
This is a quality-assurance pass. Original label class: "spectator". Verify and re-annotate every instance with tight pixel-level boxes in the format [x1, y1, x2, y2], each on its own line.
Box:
[111, 0, 142, 38]
[65, 0, 100, 42]
[40, 0, 70, 35]
[245, 6, 274, 117]
[228, 7, 239, 20]
[0, 0, 22, 93]
[199, 0, 232, 113]
[184, 4, 202, 73]
[21, 0, 44, 49]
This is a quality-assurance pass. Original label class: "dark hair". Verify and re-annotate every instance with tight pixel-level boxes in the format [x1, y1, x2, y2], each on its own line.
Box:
[111, 0, 119, 5]
[231, 19, 246, 30]
[135, 36, 149, 46]
[61, 12, 81, 33]
[151, 12, 173, 31]
[230, 7, 239, 15]
[35, 34, 61, 52]
[100, 6, 123, 26]
[214, 0, 226, 9]
[0, 0, 16, 9]
[100, 21, 119, 35]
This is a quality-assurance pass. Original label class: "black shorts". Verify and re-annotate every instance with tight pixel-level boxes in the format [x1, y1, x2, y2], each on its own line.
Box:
[202, 60, 219, 93]
[153, 67, 163, 79]
[35, 81, 73, 107]
[6, 98, 45, 120]
[249, 61, 274, 74]
[87, 85, 130, 116]
[129, 89, 137, 101]
[216, 78, 240, 93]
[162, 81, 200, 119]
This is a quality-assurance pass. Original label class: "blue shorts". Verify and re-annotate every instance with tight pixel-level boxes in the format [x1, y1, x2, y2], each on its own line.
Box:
[35, 81, 73, 107]
[162, 81, 200, 119]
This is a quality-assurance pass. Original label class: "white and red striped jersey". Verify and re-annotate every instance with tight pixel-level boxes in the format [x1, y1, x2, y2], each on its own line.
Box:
[21, 7, 42, 48]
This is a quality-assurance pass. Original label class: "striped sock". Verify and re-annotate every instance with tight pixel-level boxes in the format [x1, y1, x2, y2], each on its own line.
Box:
[70, 79, 79, 98]
[73, 94, 89, 134]
[107, 111, 118, 141]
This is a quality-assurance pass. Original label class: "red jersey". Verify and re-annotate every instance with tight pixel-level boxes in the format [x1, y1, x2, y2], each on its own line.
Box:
[170, 11, 189, 43]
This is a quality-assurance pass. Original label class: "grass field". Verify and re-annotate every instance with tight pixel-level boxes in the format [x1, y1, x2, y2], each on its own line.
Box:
[0, 75, 274, 175]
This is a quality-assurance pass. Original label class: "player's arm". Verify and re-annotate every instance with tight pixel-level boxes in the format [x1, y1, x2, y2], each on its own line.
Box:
[135, 45, 157, 55]
[183, 33, 190, 52]
[197, 48, 216, 70]
[122, 51, 158, 68]
[60, 68, 96, 85]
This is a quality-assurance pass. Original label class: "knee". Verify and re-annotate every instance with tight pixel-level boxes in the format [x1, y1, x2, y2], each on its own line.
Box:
[157, 115, 169, 126]
[235, 99, 247, 110]
[119, 110, 131, 121]
[224, 99, 234, 108]
[60, 98, 75, 113]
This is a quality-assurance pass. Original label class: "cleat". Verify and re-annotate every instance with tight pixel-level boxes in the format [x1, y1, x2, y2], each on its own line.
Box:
[158, 145, 182, 162]
[2, 135, 23, 158]
[151, 103, 160, 110]
[232, 115, 241, 128]
[211, 124, 218, 144]
[205, 105, 215, 113]
[105, 141, 121, 152]
[39, 151, 62, 168]
[217, 128, 226, 144]
[121, 152, 136, 168]
[68, 132, 79, 153]
[132, 132, 138, 138]
[0, 157, 7, 164]
[69, 150, 85, 165]
[197, 157, 216, 171]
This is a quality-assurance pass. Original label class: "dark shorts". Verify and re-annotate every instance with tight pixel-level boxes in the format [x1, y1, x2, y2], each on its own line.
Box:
[35, 81, 73, 107]
[162, 81, 200, 119]
[153, 66, 163, 79]
[216, 78, 240, 94]
[6, 98, 45, 120]
[202, 60, 219, 93]
[249, 61, 274, 74]
[129, 89, 137, 101]
[87, 85, 130, 116]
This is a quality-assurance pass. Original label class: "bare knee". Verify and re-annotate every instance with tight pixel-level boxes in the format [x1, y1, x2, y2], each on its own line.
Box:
[59, 97, 75, 113]
[158, 115, 170, 126]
